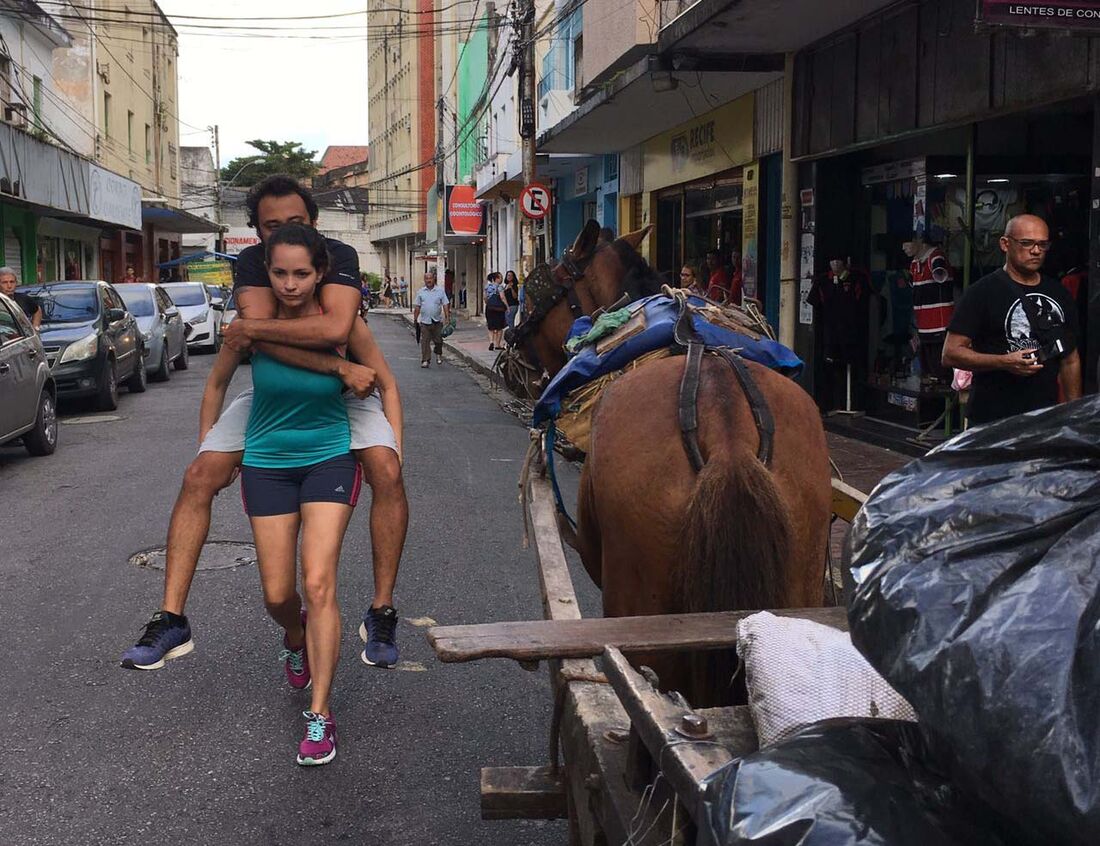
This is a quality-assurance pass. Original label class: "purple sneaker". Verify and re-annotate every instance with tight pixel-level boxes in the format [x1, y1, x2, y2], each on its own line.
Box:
[297, 711, 337, 766]
[280, 611, 310, 690]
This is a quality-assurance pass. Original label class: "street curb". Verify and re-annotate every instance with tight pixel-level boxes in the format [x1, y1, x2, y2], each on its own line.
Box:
[392, 312, 503, 387]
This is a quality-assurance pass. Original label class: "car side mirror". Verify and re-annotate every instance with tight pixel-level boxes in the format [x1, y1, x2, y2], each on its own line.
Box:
[106, 307, 126, 322]
[211, 302, 224, 312]
[165, 307, 179, 318]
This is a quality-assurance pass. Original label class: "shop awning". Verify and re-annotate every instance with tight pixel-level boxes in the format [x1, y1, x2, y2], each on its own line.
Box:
[141, 204, 225, 235]
[657, 0, 897, 54]
[537, 55, 781, 154]
[155, 250, 237, 267]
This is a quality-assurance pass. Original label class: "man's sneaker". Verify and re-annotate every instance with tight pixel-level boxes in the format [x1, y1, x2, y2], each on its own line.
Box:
[437, 355, 443, 364]
[120, 611, 194, 670]
[297, 711, 337, 766]
[359, 605, 399, 668]
[421, 361, 429, 368]
[280, 611, 310, 690]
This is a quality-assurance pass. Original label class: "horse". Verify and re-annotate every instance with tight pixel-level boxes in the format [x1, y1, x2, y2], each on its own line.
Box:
[514, 219, 833, 706]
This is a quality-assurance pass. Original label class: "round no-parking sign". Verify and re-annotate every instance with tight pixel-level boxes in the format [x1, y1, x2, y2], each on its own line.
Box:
[520, 182, 551, 220]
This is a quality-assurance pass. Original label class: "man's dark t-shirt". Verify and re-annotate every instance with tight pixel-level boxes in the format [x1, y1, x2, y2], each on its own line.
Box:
[948, 269, 1077, 425]
[12, 291, 39, 321]
[232, 237, 361, 291]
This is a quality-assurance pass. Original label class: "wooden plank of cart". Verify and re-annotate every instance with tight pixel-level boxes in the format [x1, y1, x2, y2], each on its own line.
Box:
[426, 466, 868, 845]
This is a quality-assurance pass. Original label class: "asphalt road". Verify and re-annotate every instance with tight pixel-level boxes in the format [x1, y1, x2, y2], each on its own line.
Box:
[0, 316, 599, 845]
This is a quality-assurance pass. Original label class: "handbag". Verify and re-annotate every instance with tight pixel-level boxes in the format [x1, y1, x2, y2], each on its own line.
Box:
[441, 315, 457, 338]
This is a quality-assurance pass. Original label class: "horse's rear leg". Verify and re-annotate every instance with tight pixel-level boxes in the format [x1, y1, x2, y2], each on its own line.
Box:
[575, 464, 602, 589]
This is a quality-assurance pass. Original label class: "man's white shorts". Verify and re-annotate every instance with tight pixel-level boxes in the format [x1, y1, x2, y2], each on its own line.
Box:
[198, 388, 399, 455]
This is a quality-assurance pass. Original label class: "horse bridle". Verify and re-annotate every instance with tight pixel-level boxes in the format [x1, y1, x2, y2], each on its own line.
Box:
[507, 248, 593, 374]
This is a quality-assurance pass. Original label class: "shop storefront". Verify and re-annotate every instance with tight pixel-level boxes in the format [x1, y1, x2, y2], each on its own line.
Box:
[37, 218, 100, 282]
[642, 94, 755, 294]
[791, 0, 1100, 448]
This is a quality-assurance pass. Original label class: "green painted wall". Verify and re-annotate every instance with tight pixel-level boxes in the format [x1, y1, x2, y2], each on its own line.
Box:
[0, 203, 39, 285]
[457, 14, 489, 184]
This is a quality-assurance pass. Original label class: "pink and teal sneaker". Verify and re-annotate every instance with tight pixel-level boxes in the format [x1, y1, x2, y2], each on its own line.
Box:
[296, 711, 337, 766]
[280, 611, 311, 690]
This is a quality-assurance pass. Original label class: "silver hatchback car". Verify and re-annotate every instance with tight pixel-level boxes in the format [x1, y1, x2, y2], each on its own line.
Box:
[0, 291, 57, 456]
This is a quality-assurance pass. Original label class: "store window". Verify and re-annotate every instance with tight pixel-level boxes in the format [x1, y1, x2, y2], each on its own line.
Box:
[63, 239, 83, 280]
[37, 236, 58, 282]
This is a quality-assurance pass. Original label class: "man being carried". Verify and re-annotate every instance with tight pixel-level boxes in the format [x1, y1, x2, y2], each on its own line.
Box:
[121, 175, 410, 671]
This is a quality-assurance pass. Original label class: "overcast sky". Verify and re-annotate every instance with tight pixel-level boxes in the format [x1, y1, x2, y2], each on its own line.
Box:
[158, 1, 370, 166]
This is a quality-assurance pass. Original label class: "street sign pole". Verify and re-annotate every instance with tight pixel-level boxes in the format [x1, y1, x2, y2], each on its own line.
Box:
[518, 0, 537, 276]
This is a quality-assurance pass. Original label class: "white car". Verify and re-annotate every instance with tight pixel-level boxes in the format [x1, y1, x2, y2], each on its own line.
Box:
[162, 282, 223, 352]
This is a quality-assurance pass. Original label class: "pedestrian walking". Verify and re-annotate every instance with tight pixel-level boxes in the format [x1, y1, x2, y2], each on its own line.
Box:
[943, 214, 1081, 425]
[200, 225, 358, 765]
[0, 266, 41, 329]
[121, 174, 409, 685]
[398, 275, 409, 308]
[382, 277, 394, 308]
[119, 264, 141, 285]
[414, 272, 450, 367]
[485, 272, 507, 350]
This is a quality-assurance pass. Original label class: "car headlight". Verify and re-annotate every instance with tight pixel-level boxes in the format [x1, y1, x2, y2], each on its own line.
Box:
[190, 309, 209, 324]
[58, 332, 99, 364]
[142, 331, 152, 342]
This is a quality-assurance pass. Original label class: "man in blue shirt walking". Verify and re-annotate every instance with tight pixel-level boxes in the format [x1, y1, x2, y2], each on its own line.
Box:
[413, 272, 451, 368]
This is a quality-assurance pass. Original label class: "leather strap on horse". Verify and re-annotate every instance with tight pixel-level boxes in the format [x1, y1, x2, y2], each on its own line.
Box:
[670, 286, 775, 469]
[716, 347, 776, 466]
[679, 341, 706, 473]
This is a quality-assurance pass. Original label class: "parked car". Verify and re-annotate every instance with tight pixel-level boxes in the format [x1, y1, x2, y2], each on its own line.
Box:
[116, 283, 189, 381]
[26, 280, 147, 410]
[0, 291, 57, 455]
[205, 284, 230, 308]
[162, 282, 222, 352]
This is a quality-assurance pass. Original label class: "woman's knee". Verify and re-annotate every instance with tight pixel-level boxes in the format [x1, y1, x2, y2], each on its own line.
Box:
[302, 574, 336, 608]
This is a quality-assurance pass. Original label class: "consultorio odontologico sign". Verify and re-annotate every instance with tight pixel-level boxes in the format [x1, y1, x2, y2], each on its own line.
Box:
[980, 1, 1100, 29]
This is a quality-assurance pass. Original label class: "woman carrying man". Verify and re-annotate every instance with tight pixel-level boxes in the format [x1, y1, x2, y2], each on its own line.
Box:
[200, 224, 383, 766]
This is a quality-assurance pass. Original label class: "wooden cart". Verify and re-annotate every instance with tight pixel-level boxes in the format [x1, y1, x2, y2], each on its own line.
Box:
[426, 469, 867, 845]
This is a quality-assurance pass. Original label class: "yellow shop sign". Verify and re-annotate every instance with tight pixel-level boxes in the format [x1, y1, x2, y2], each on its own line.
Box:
[643, 94, 754, 192]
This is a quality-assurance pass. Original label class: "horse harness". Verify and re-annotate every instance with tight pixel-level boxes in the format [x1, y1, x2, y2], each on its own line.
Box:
[672, 294, 775, 472]
[513, 252, 775, 474]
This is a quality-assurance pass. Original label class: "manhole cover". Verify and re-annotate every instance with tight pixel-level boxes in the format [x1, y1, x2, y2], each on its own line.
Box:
[129, 541, 257, 571]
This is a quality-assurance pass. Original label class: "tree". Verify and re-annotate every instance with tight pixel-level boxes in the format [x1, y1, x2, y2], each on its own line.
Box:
[219, 140, 319, 187]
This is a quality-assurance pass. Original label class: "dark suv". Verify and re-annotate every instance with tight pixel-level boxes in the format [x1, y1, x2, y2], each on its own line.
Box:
[25, 281, 147, 410]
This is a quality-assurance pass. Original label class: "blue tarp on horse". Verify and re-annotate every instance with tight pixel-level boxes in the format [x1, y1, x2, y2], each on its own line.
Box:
[532, 294, 803, 426]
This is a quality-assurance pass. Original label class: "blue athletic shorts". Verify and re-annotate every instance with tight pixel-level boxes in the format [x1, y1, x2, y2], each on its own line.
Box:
[240, 453, 362, 517]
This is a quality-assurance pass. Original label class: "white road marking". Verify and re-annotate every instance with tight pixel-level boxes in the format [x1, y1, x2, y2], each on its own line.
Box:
[63, 415, 123, 425]
[395, 661, 428, 672]
[406, 616, 438, 628]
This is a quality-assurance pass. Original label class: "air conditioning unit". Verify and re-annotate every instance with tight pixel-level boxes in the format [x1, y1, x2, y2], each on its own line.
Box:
[97, 61, 110, 83]
[3, 102, 27, 127]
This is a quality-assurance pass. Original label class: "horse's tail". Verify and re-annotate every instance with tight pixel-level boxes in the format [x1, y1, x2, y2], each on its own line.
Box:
[678, 450, 792, 617]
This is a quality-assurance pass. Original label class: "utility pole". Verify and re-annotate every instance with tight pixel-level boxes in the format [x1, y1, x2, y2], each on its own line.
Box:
[212, 124, 222, 252]
[437, 95, 446, 287]
[517, 0, 536, 275]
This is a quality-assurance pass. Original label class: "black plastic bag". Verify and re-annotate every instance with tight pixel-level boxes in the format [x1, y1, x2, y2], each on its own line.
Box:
[846, 396, 1100, 845]
[701, 719, 1012, 845]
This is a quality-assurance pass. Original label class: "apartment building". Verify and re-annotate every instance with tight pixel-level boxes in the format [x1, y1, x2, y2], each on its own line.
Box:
[367, 0, 436, 288]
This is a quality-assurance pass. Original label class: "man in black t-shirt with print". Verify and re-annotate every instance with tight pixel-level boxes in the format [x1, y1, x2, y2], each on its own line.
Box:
[942, 214, 1081, 426]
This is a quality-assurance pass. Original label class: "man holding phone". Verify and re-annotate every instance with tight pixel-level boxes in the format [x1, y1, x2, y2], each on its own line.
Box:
[942, 214, 1081, 425]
